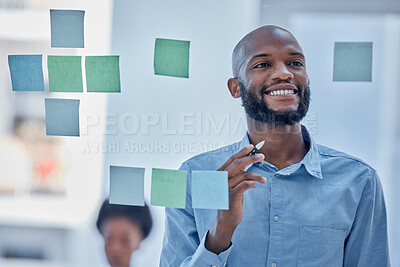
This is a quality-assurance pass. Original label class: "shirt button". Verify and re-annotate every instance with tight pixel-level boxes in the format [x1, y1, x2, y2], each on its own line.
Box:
[211, 265, 217, 267]
[259, 162, 263, 167]
[272, 262, 277, 267]
[273, 215, 279, 222]
[274, 173, 280, 177]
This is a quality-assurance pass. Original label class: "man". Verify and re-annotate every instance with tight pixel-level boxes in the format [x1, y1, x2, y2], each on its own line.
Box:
[96, 199, 153, 267]
[160, 25, 390, 266]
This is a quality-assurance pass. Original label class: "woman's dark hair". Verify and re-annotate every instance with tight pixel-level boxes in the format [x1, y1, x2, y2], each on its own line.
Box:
[96, 199, 153, 239]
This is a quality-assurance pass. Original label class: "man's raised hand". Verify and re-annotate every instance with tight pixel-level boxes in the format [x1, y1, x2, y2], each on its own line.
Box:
[206, 144, 267, 254]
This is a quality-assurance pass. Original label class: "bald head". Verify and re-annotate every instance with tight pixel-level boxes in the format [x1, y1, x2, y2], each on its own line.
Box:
[232, 25, 303, 78]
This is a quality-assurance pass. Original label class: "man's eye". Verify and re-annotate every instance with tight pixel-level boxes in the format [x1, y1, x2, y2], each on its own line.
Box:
[289, 61, 303, 66]
[254, 63, 269, 68]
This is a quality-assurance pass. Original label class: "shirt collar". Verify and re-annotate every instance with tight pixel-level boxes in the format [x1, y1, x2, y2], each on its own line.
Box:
[239, 125, 323, 179]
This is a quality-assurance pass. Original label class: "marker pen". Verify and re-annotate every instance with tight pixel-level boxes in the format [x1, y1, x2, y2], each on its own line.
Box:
[248, 140, 265, 155]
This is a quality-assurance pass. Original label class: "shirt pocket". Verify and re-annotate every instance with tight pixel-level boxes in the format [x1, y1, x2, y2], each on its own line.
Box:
[297, 226, 345, 267]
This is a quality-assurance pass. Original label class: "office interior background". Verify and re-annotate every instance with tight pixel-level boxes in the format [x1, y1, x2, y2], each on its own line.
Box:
[0, 0, 399, 266]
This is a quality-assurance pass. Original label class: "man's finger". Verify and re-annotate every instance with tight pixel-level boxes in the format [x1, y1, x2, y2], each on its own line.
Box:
[217, 144, 254, 171]
[226, 153, 264, 178]
[228, 172, 266, 189]
[230, 180, 257, 196]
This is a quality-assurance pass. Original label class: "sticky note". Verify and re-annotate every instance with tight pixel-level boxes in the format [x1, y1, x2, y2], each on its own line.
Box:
[333, 42, 373, 82]
[150, 168, 187, 208]
[85, 56, 121, 92]
[48, 56, 83, 92]
[109, 166, 145, 206]
[154, 38, 190, 78]
[45, 98, 80, 136]
[191, 171, 229, 210]
[50, 10, 85, 48]
[8, 55, 44, 91]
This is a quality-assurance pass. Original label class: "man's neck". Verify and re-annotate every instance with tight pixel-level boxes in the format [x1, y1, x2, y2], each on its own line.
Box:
[247, 119, 309, 170]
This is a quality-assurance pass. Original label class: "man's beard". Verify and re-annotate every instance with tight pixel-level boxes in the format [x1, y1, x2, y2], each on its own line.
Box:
[239, 81, 310, 126]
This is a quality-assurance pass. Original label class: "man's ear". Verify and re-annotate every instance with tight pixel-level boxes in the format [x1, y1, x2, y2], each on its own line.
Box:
[227, 78, 241, 98]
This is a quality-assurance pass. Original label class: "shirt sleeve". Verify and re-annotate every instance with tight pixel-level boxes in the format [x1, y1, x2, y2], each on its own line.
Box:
[343, 170, 391, 267]
[159, 162, 233, 267]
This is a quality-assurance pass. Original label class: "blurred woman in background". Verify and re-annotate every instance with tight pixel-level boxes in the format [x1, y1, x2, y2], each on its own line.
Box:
[96, 199, 152, 267]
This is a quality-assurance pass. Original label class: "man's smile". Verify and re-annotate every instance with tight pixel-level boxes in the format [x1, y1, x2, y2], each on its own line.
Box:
[263, 83, 298, 97]
[265, 89, 296, 96]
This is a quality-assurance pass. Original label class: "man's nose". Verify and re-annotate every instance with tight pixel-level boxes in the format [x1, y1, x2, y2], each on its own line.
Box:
[271, 63, 294, 82]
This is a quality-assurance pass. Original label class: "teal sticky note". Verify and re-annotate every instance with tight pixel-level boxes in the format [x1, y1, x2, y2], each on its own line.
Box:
[150, 168, 187, 208]
[8, 55, 44, 91]
[50, 10, 85, 48]
[109, 166, 145, 206]
[154, 38, 190, 78]
[45, 98, 80, 136]
[48, 56, 83, 92]
[333, 42, 373, 82]
[192, 171, 229, 210]
[85, 56, 121, 93]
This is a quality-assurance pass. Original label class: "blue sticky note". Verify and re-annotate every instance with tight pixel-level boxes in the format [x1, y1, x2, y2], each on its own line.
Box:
[8, 55, 44, 91]
[45, 98, 80, 136]
[333, 42, 373, 82]
[109, 166, 145, 206]
[191, 170, 229, 210]
[50, 10, 85, 48]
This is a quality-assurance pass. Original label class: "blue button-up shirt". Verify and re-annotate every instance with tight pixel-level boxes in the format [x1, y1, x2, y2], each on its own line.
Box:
[160, 126, 390, 267]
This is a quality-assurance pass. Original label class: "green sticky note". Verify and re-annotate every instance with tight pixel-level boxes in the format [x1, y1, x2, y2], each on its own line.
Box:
[109, 166, 145, 206]
[85, 56, 121, 92]
[191, 171, 229, 210]
[154, 38, 190, 78]
[150, 168, 187, 208]
[48, 56, 83, 92]
[333, 42, 373, 82]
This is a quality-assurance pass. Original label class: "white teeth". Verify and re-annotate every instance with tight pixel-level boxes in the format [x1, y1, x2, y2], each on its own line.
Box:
[268, 89, 296, 96]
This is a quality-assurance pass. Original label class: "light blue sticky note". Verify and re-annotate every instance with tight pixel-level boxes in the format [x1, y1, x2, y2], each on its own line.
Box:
[191, 170, 229, 210]
[50, 10, 85, 48]
[333, 42, 373, 82]
[109, 166, 145, 206]
[45, 98, 80, 136]
[8, 55, 44, 91]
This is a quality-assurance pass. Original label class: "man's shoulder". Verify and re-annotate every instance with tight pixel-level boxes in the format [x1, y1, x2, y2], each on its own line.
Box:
[180, 141, 242, 170]
[316, 143, 377, 176]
